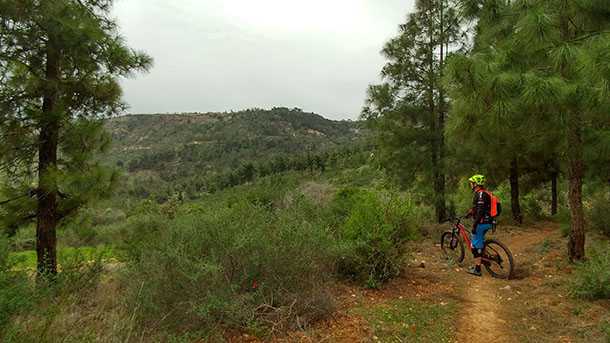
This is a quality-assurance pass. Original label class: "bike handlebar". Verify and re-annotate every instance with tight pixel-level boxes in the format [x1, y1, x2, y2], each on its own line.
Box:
[443, 215, 468, 223]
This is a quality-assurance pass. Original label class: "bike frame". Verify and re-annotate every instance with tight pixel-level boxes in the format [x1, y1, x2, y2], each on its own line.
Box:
[452, 217, 494, 262]
[451, 218, 473, 249]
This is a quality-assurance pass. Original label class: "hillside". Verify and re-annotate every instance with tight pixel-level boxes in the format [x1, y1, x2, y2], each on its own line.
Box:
[105, 107, 367, 199]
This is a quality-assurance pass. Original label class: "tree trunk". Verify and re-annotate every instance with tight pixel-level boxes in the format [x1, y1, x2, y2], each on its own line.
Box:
[567, 116, 585, 261]
[433, 168, 446, 223]
[37, 39, 60, 278]
[558, 10, 585, 262]
[435, 0, 447, 223]
[509, 158, 522, 224]
[551, 171, 558, 216]
[425, 7, 445, 223]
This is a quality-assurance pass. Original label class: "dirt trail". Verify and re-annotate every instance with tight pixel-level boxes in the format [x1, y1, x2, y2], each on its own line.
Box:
[455, 226, 555, 343]
[456, 277, 508, 342]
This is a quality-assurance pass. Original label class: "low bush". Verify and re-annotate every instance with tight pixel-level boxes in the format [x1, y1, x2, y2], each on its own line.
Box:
[0, 234, 34, 330]
[333, 189, 421, 288]
[121, 196, 336, 336]
[588, 191, 610, 238]
[8, 225, 35, 251]
[570, 245, 610, 300]
[522, 192, 545, 220]
[601, 320, 610, 343]
[557, 207, 571, 237]
[1, 251, 106, 342]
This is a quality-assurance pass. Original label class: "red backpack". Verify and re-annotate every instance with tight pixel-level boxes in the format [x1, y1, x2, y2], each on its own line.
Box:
[483, 190, 502, 218]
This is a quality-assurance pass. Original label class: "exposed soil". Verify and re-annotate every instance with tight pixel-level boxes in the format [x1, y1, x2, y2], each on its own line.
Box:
[454, 225, 556, 343]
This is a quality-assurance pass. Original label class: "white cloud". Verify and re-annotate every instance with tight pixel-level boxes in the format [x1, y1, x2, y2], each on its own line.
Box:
[113, 0, 415, 120]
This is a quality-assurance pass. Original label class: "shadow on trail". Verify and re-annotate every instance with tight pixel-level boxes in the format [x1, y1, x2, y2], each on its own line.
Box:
[510, 264, 530, 280]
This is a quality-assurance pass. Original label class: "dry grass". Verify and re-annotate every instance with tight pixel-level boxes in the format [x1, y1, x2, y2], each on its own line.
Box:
[501, 226, 610, 343]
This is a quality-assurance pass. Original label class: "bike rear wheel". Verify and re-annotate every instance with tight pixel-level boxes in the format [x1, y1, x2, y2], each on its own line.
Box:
[441, 231, 465, 264]
[483, 239, 514, 279]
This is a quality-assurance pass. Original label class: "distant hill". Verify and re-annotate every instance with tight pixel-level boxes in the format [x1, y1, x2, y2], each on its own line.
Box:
[105, 107, 366, 200]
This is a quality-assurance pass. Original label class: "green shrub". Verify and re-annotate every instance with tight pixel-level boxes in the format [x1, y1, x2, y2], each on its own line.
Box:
[557, 207, 571, 237]
[0, 272, 34, 331]
[522, 192, 545, 220]
[220, 173, 300, 210]
[589, 191, 610, 238]
[334, 189, 420, 288]
[0, 234, 8, 271]
[570, 245, 610, 300]
[601, 320, 610, 343]
[59, 205, 129, 247]
[1, 247, 105, 342]
[122, 197, 336, 336]
[0, 234, 35, 330]
[8, 225, 35, 251]
[448, 177, 480, 217]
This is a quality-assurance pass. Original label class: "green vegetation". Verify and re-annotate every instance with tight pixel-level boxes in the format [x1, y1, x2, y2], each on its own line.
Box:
[0, 233, 107, 340]
[114, 174, 427, 337]
[8, 246, 116, 271]
[334, 189, 424, 288]
[601, 320, 610, 343]
[588, 188, 610, 238]
[0, 168, 430, 340]
[0, 234, 34, 328]
[107, 107, 367, 201]
[362, 0, 464, 223]
[570, 245, 610, 300]
[121, 188, 337, 336]
[1, 0, 609, 341]
[355, 299, 457, 343]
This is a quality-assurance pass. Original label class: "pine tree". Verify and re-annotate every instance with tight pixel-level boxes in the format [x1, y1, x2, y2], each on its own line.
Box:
[0, 0, 151, 276]
[362, 0, 466, 223]
[446, 0, 610, 260]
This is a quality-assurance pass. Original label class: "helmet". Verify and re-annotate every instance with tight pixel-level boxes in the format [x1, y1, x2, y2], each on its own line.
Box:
[468, 174, 486, 187]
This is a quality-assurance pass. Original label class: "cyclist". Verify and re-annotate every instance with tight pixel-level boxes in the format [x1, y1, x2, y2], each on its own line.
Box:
[465, 174, 493, 277]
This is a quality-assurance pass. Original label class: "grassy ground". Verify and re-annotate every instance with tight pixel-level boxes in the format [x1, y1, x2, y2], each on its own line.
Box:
[2, 224, 608, 342]
[8, 246, 117, 271]
[354, 299, 457, 342]
[501, 228, 610, 343]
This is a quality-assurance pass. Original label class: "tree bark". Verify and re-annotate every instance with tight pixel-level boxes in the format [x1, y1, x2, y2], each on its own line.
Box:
[425, 5, 446, 223]
[435, 0, 447, 223]
[509, 158, 523, 224]
[559, 10, 586, 261]
[567, 117, 585, 261]
[551, 171, 558, 216]
[37, 39, 60, 278]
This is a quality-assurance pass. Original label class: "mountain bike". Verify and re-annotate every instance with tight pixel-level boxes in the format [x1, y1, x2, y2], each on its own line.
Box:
[440, 216, 514, 279]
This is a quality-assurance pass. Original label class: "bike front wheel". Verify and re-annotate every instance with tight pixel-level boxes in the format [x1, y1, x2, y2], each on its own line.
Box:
[483, 239, 514, 279]
[441, 231, 465, 264]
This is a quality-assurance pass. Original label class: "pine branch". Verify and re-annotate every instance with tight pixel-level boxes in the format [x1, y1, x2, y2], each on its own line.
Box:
[0, 193, 29, 206]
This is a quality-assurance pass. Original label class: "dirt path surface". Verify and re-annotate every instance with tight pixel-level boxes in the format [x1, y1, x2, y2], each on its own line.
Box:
[456, 277, 508, 342]
[454, 226, 554, 343]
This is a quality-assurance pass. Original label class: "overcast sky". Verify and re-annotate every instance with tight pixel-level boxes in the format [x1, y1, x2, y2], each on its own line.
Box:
[113, 0, 416, 120]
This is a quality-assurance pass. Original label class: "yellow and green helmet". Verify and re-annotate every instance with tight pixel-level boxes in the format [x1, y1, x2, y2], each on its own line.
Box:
[468, 174, 486, 187]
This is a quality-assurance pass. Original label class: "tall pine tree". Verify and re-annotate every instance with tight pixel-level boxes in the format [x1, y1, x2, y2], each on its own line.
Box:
[444, 0, 565, 224]
[0, 0, 151, 276]
[362, 0, 466, 223]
